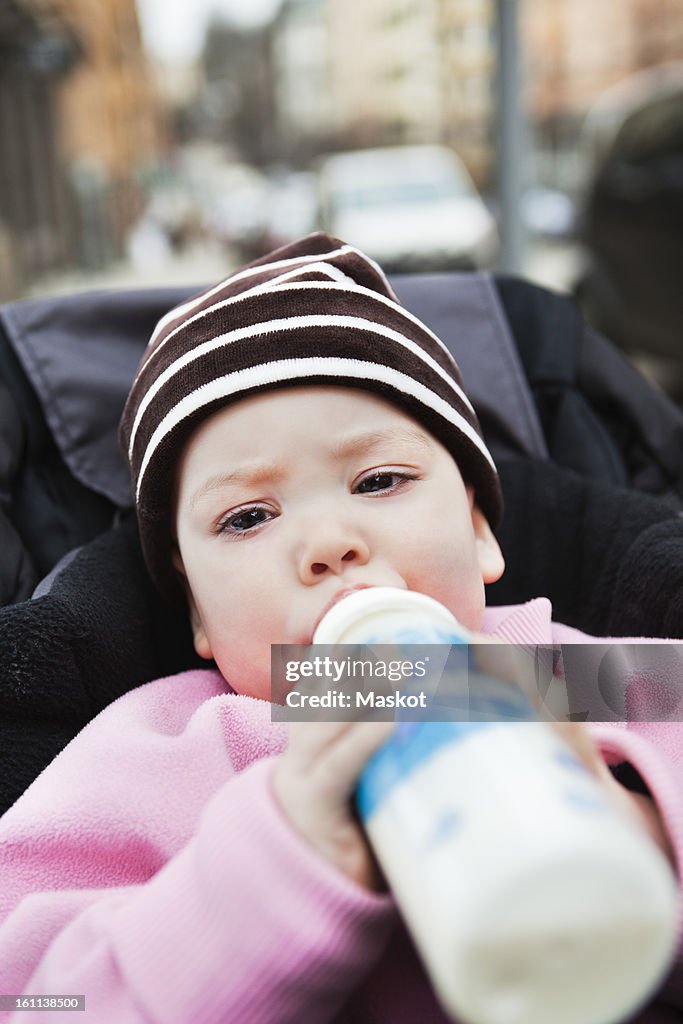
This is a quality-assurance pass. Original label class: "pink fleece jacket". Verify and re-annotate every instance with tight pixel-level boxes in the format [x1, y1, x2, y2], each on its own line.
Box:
[1, 598, 682, 1023]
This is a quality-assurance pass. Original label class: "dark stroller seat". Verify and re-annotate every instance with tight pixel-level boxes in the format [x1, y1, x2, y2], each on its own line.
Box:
[3, 270, 683, 817]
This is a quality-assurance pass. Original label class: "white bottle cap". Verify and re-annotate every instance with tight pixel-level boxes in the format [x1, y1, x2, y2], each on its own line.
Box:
[312, 586, 464, 644]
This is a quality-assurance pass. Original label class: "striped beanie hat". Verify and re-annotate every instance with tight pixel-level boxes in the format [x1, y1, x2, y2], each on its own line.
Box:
[120, 232, 502, 601]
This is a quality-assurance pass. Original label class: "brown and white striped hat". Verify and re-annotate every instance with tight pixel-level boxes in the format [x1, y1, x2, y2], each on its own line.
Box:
[120, 232, 502, 600]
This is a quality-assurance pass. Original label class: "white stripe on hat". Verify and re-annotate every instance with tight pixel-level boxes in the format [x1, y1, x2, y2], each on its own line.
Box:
[153, 277, 453, 373]
[344, 243, 399, 301]
[134, 263, 356, 384]
[264, 281, 457, 367]
[135, 356, 495, 502]
[135, 253, 409, 385]
[146, 242, 359, 350]
[127, 313, 476, 460]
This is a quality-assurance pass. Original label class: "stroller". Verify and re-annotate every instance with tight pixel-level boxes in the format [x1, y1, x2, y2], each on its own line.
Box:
[3, 267, 683, 817]
[1, 268, 683, 1022]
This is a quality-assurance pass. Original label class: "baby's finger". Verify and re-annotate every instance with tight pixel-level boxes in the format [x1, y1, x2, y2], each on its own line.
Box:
[317, 719, 395, 800]
[285, 719, 356, 758]
[551, 721, 607, 778]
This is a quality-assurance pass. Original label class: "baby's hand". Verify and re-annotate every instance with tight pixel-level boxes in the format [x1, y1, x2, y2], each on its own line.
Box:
[552, 721, 674, 863]
[272, 719, 394, 890]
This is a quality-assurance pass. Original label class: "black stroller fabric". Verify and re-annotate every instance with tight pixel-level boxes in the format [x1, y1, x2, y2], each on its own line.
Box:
[0, 512, 201, 813]
[0, 285, 193, 603]
[3, 271, 683, 821]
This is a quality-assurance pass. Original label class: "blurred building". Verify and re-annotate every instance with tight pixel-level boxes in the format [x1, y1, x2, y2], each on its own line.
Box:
[328, 1, 442, 148]
[48, 0, 164, 268]
[0, 0, 78, 297]
[525, 0, 683, 190]
[271, 0, 682, 191]
[272, 0, 334, 163]
[200, 16, 277, 166]
[437, 0, 496, 184]
[0, 0, 164, 299]
[273, 0, 497, 186]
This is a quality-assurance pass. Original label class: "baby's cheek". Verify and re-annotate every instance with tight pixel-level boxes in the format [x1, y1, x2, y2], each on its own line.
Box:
[417, 554, 485, 630]
[213, 640, 273, 700]
[413, 540, 472, 584]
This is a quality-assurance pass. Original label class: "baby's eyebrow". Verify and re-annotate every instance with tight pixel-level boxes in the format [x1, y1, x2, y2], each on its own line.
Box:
[331, 426, 433, 461]
[189, 427, 431, 509]
[190, 463, 285, 510]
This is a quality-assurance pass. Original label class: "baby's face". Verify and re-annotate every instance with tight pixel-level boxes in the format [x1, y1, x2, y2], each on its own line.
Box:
[174, 385, 504, 699]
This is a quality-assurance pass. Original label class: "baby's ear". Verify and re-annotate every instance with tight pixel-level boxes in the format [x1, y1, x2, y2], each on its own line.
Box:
[471, 503, 505, 584]
[171, 548, 213, 660]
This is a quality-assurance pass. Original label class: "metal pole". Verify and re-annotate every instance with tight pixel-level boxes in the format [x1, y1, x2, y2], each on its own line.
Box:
[496, 0, 527, 273]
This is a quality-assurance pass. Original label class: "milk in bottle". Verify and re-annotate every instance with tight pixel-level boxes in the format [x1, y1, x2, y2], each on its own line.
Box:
[313, 587, 677, 1024]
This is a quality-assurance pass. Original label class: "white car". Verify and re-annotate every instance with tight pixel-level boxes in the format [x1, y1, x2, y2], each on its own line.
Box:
[317, 145, 498, 271]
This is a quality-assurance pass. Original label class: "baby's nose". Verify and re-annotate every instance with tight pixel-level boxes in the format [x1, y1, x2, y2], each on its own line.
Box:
[310, 549, 358, 576]
[300, 527, 370, 583]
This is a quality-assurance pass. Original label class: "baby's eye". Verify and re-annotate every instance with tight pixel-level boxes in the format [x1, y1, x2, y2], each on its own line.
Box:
[355, 471, 414, 494]
[217, 505, 273, 535]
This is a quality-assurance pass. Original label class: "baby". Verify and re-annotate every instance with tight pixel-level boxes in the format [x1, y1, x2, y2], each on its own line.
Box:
[0, 233, 680, 1022]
